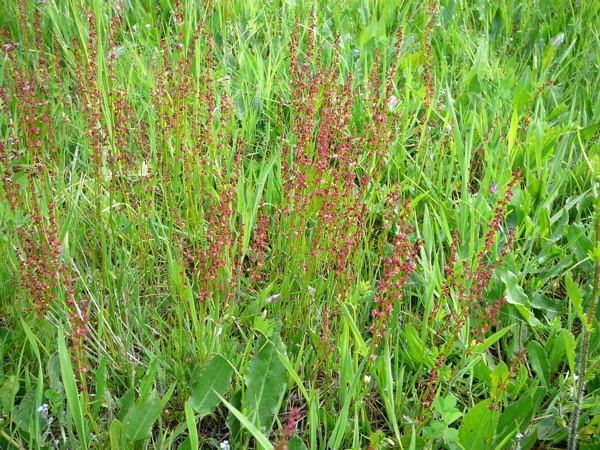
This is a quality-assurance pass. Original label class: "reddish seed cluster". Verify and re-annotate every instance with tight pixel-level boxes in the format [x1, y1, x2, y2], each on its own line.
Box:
[147, 10, 245, 306]
[418, 353, 445, 415]
[318, 306, 339, 355]
[1, 30, 54, 163]
[469, 117, 500, 192]
[278, 19, 410, 356]
[482, 168, 520, 255]
[62, 267, 89, 365]
[1, 10, 89, 367]
[476, 295, 507, 335]
[422, 4, 437, 111]
[441, 168, 521, 342]
[361, 27, 404, 178]
[74, 11, 108, 180]
[385, 27, 404, 102]
[193, 140, 245, 304]
[101, 12, 154, 210]
[247, 204, 270, 281]
[439, 230, 460, 306]
[274, 408, 302, 450]
[508, 348, 528, 379]
[0, 140, 22, 212]
[413, 1, 439, 151]
[420, 169, 521, 412]
[3, 4, 539, 420]
[282, 17, 406, 304]
[284, 17, 354, 264]
[14, 197, 61, 317]
[370, 199, 421, 355]
[472, 118, 498, 165]
[522, 80, 555, 133]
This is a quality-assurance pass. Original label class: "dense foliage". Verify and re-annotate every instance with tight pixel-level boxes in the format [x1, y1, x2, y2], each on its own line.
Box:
[0, 0, 598, 448]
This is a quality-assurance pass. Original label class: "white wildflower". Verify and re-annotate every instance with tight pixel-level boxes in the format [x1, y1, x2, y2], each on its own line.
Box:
[37, 404, 49, 423]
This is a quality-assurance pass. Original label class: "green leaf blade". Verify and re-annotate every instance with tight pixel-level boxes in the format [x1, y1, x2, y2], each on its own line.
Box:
[245, 338, 288, 431]
[122, 395, 162, 442]
[189, 355, 234, 417]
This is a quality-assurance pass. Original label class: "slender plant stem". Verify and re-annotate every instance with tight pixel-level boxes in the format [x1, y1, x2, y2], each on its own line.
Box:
[568, 195, 599, 450]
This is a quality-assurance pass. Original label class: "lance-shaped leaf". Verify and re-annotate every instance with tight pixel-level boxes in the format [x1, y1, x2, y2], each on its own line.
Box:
[245, 337, 288, 431]
[122, 395, 162, 442]
[189, 355, 234, 417]
[459, 399, 499, 449]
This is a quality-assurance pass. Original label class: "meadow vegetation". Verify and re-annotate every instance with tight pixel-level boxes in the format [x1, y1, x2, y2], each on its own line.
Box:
[0, 0, 598, 448]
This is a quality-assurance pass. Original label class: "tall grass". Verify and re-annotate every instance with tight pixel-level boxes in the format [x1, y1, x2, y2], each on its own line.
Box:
[0, 0, 598, 448]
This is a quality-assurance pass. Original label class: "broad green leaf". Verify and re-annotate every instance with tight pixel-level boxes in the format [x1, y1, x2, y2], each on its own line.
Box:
[57, 327, 88, 447]
[93, 358, 107, 418]
[274, 346, 309, 403]
[109, 419, 124, 450]
[0, 376, 17, 415]
[499, 268, 529, 306]
[309, 389, 319, 449]
[565, 274, 584, 321]
[216, 392, 274, 450]
[433, 397, 445, 414]
[497, 395, 534, 443]
[561, 329, 576, 374]
[458, 399, 498, 449]
[527, 341, 550, 386]
[245, 338, 287, 430]
[288, 436, 308, 450]
[490, 362, 509, 397]
[341, 303, 368, 356]
[253, 316, 277, 337]
[514, 304, 541, 327]
[444, 411, 463, 425]
[185, 401, 199, 449]
[122, 395, 162, 442]
[508, 108, 518, 154]
[434, 395, 461, 425]
[444, 427, 459, 442]
[444, 395, 457, 411]
[472, 325, 514, 354]
[226, 390, 243, 445]
[404, 324, 434, 366]
[139, 358, 159, 402]
[13, 389, 36, 432]
[189, 355, 234, 417]
[118, 389, 135, 421]
[47, 353, 62, 393]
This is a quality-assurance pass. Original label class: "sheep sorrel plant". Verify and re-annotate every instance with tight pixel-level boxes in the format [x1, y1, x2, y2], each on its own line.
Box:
[0, 1, 597, 449]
